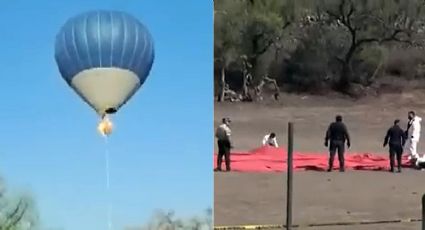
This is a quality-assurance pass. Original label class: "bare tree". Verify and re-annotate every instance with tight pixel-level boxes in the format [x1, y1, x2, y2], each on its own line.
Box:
[126, 209, 212, 230]
[321, 0, 425, 92]
[0, 178, 38, 230]
[255, 74, 281, 101]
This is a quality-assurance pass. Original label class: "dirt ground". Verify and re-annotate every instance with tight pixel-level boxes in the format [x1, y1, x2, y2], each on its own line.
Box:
[214, 92, 425, 229]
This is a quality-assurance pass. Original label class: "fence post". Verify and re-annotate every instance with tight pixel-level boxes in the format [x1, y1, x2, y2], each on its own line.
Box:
[422, 193, 425, 230]
[286, 122, 294, 230]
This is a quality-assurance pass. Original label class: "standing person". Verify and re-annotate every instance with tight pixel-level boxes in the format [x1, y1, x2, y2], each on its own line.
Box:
[215, 118, 232, 172]
[262, 132, 279, 147]
[383, 119, 406, 173]
[324, 115, 351, 172]
[405, 111, 422, 161]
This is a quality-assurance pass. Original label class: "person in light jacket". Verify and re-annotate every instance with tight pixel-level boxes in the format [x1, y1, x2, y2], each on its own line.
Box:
[215, 118, 232, 172]
[405, 111, 422, 161]
[262, 132, 279, 147]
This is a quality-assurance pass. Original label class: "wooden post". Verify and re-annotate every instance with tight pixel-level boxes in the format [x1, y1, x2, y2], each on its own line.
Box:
[422, 193, 425, 230]
[286, 122, 294, 230]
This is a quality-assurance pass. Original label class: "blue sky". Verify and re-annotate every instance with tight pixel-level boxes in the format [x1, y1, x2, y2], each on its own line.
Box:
[0, 0, 212, 229]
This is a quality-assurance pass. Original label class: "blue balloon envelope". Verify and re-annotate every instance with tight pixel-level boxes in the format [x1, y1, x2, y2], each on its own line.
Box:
[55, 10, 154, 116]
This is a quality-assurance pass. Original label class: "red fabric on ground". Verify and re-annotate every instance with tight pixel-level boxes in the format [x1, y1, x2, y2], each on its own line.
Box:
[213, 146, 413, 172]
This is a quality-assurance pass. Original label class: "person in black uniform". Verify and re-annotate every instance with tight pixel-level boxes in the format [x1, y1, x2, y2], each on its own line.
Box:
[324, 115, 351, 172]
[383, 119, 406, 173]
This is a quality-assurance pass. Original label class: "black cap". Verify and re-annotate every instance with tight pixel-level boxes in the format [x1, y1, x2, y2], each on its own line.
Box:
[222, 117, 231, 123]
[336, 115, 342, 122]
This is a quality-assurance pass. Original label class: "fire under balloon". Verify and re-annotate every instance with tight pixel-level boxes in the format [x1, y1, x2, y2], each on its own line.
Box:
[98, 115, 113, 137]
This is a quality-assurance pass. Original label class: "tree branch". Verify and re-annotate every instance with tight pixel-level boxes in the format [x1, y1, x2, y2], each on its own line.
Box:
[326, 10, 341, 21]
[251, 21, 291, 58]
[282, 21, 291, 30]
[5, 199, 27, 230]
[381, 29, 412, 44]
[327, 0, 357, 34]
[346, 0, 355, 28]
[338, 0, 346, 23]
[335, 56, 345, 64]
[357, 38, 379, 46]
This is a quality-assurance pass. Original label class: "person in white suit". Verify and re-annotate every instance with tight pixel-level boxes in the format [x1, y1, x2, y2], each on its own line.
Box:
[262, 132, 279, 147]
[405, 111, 422, 161]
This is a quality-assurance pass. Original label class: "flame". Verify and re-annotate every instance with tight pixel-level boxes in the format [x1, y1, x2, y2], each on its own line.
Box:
[98, 115, 113, 136]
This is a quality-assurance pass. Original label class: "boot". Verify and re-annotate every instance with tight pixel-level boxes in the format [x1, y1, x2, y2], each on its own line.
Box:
[339, 162, 345, 172]
[328, 157, 334, 172]
[216, 157, 222, 172]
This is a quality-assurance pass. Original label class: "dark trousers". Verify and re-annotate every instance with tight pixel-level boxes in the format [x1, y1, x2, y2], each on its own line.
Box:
[389, 144, 402, 171]
[217, 140, 231, 171]
[329, 140, 345, 171]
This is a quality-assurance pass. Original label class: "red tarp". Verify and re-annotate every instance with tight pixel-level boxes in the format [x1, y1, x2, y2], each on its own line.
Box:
[213, 146, 413, 172]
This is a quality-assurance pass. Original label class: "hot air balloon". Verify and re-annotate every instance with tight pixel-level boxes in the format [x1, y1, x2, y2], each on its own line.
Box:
[54, 10, 154, 136]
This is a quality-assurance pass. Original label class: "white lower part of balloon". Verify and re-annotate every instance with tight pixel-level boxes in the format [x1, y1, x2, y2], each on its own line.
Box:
[71, 67, 140, 115]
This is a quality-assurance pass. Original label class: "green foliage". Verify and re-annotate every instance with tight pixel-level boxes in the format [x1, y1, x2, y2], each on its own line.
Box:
[284, 22, 348, 91]
[214, 0, 302, 73]
[214, 0, 242, 67]
[239, 0, 290, 57]
[385, 48, 425, 79]
[214, 0, 425, 96]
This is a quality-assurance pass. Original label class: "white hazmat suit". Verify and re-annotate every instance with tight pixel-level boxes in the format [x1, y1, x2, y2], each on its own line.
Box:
[262, 134, 279, 147]
[406, 116, 422, 160]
